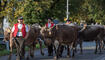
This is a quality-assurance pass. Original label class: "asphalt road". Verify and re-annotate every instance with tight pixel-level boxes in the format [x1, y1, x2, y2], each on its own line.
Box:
[0, 42, 105, 60]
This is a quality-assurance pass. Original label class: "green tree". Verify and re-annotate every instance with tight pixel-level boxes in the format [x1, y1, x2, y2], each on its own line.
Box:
[1, 0, 105, 25]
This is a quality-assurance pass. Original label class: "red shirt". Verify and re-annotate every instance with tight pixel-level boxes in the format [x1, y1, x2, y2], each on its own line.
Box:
[13, 23, 26, 38]
[46, 23, 54, 28]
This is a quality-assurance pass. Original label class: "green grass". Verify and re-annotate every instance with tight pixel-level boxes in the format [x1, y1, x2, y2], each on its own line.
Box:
[0, 44, 45, 56]
[36, 44, 45, 49]
[0, 50, 10, 56]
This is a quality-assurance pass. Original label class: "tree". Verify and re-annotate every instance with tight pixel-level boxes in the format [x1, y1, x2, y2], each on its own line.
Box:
[1, 0, 105, 26]
[0, 0, 8, 28]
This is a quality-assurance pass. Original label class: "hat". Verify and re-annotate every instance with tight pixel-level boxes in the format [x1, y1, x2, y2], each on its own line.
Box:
[66, 19, 70, 22]
[48, 18, 52, 21]
[18, 17, 23, 20]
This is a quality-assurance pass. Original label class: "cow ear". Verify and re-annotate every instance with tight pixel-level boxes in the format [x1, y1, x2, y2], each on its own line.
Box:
[56, 25, 59, 30]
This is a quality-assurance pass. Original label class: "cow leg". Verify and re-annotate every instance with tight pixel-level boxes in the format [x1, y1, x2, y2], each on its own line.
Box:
[67, 45, 70, 58]
[95, 40, 98, 54]
[53, 45, 57, 54]
[55, 44, 64, 57]
[101, 40, 104, 50]
[56, 44, 62, 58]
[8, 38, 14, 60]
[30, 42, 35, 58]
[59, 45, 64, 57]
[39, 40, 44, 56]
[53, 40, 59, 60]
[96, 35, 103, 54]
[26, 42, 36, 60]
[74, 44, 77, 53]
[50, 44, 54, 56]
[48, 44, 53, 56]
[80, 40, 83, 54]
[98, 40, 103, 53]
[72, 42, 77, 57]
[26, 47, 31, 60]
[98, 40, 101, 53]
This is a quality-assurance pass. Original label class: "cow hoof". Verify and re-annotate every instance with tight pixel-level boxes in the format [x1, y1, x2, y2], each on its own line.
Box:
[21, 56, 25, 59]
[30, 54, 34, 58]
[94, 52, 97, 54]
[54, 56, 57, 60]
[72, 55, 75, 58]
[48, 54, 53, 56]
[80, 52, 83, 55]
[8, 56, 11, 60]
[99, 52, 103, 54]
[26, 57, 29, 60]
[16, 58, 20, 60]
[66, 55, 70, 58]
[15, 54, 17, 56]
[41, 53, 44, 56]
[59, 55, 62, 57]
[16, 56, 21, 60]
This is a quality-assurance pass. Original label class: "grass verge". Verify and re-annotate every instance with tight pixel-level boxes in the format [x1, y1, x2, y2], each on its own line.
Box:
[0, 44, 45, 56]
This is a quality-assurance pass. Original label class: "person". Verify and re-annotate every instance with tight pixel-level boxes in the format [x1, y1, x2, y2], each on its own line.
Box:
[45, 18, 54, 28]
[65, 19, 71, 24]
[11, 17, 29, 59]
[45, 18, 54, 56]
[11, 17, 29, 38]
[80, 23, 87, 32]
[65, 19, 74, 26]
[53, 19, 59, 25]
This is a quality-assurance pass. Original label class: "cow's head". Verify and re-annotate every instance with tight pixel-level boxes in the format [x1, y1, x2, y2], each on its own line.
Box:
[40, 26, 53, 38]
[31, 23, 41, 36]
[3, 28, 11, 42]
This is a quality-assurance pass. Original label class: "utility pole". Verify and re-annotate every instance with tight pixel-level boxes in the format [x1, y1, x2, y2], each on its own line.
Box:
[66, 0, 69, 19]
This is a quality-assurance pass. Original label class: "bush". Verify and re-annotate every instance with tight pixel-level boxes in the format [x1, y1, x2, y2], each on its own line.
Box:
[0, 50, 10, 56]
[36, 44, 45, 49]
[0, 45, 6, 50]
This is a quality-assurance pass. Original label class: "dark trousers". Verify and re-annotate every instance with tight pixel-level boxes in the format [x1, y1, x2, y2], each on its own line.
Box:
[14, 37, 25, 60]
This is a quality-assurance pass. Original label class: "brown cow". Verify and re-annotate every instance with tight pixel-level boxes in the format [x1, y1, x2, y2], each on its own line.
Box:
[4, 28, 15, 60]
[41, 24, 78, 60]
[24, 24, 44, 60]
[78, 25, 105, 54]
[40, 27, 54, 56]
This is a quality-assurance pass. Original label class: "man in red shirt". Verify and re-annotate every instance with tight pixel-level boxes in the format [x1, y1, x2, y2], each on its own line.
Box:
[12, 17, 28, 38]
[45, 18, 54, 28]
[11, 17, 28, 60]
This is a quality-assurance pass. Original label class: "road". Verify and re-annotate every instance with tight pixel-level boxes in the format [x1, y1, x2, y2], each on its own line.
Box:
[0, 42, 105, 60]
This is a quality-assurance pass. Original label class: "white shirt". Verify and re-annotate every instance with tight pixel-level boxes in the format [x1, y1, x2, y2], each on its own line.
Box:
[11, 24, 29, 36]
[48, 23, 51, 28]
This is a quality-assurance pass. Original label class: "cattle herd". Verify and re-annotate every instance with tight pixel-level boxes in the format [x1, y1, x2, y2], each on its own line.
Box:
[3, 23, 105, 60]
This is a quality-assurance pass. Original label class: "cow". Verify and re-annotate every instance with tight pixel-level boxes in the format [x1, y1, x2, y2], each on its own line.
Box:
[4, 28, 15, 60]
[78, 25, 105, 54]
[41, 24, 78, 60]
[3, 23, 44, 60]
[40, 27, 54, 56]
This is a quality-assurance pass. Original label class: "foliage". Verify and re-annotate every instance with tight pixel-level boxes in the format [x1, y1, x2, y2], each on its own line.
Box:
[0, 0, 105, 25]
